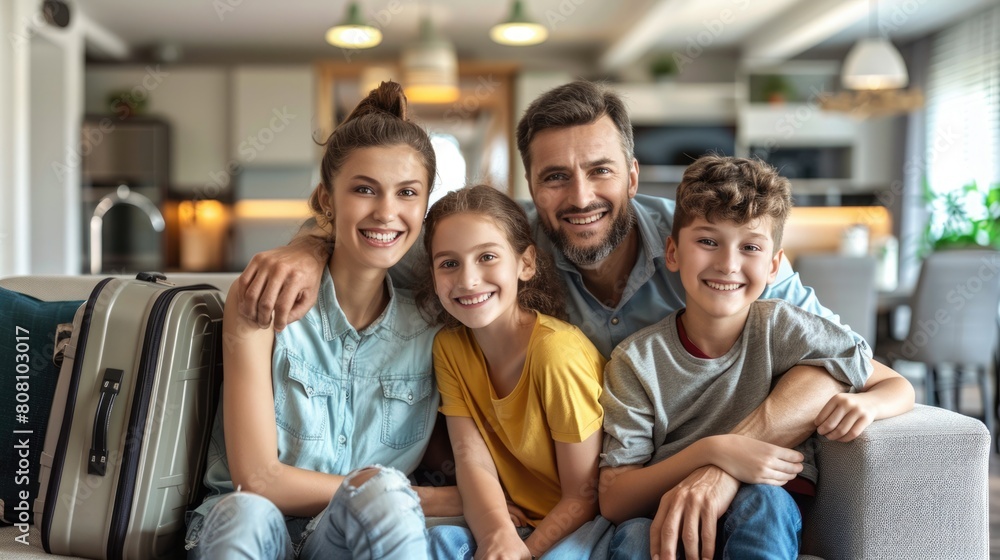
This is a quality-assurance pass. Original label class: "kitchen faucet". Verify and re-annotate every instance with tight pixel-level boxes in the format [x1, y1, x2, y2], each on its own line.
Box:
[90, 184, 165, 274]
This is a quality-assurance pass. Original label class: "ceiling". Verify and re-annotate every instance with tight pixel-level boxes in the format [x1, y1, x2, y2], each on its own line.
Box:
[78, 0, 998, 71]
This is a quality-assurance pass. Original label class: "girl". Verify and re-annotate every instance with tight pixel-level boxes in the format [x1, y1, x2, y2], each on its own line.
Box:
[185, 81, 461, 559]
[419, 185, 611, 559]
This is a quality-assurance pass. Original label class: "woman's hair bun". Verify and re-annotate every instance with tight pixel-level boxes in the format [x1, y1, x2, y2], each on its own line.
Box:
[343, 80, 407, 123]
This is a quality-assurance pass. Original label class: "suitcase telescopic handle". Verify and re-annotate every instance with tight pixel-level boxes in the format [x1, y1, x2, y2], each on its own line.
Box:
[88, 368, 124, 476]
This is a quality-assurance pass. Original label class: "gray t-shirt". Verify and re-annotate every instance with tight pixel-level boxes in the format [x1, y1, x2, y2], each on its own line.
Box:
[600, 299, 873, 483]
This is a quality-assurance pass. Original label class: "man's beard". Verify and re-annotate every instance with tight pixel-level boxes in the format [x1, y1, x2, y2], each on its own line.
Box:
[542, 199, 636, 267]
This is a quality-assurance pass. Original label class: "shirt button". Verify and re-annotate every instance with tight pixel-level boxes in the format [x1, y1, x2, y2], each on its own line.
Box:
[345, 344, 355, 352]
[611, 317, 620, 325]
[345, 390, 350, 400]
[338, 435, 346, 444]
[407, 393, 413, 402]
[306, 387, 314, 396]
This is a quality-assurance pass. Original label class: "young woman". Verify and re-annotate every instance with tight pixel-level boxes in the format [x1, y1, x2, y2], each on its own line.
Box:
[185, 82, 460, 559]
[419, 185, 612, 559]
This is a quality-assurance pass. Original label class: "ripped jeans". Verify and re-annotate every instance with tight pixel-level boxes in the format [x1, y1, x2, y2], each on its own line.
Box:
[185, 466, 428, 560]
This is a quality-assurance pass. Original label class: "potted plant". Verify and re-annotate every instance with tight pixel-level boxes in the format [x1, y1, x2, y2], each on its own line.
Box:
[922, 179, 1000, 253]
[760, 74, 796, 104]
[648, 54, 678, 82]
[107, 89, 148, 119]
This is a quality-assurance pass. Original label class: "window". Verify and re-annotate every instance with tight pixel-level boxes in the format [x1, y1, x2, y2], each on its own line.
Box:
[924, 6, 1000, 238]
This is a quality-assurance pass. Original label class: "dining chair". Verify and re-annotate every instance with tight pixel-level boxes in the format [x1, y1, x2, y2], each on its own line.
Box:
[794, 254, 878, 349]
[882, 249, 1000, 438]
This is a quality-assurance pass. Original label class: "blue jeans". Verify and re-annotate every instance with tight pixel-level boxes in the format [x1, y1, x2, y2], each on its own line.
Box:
[609, 485, 801, 560]
[428, 515, 613, 559]
[187, 466, 428, 559]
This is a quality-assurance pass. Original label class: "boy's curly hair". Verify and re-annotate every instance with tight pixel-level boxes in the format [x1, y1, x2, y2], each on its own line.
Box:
[416, 184, 567, 328]
[671, 155, 792, 248]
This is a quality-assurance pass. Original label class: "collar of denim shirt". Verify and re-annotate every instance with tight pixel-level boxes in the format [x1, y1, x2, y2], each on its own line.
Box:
[316, 266, 399, 343]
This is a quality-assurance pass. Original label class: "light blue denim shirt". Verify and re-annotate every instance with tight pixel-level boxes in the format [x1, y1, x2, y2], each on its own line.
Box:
[522, 194, 841, 358]
[193, 267, 439, 520]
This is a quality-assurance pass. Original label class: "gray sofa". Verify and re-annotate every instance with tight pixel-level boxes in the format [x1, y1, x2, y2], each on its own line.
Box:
[0, 274, 990, 559]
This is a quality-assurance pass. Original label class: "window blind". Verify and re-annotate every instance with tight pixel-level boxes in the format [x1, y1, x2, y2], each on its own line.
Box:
[925, 5, 1000, 194]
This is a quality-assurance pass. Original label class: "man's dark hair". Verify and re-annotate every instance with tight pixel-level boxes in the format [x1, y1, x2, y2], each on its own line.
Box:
[515, 80, 634, 177]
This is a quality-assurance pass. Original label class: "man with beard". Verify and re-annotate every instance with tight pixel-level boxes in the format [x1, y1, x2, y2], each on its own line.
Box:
[235, 80, 901, 559]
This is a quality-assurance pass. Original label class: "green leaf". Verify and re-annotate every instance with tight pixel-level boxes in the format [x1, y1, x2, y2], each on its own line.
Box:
[987, 183, 1000, 208]
[923, 178, 1000, 251]
[921, 175, 934, 203]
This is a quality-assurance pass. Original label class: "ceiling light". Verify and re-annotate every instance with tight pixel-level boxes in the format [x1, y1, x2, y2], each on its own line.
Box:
[842, 38, 909, 90]
[402, 17, 459, 104]
[490, 1, 548, 46]
[325, 2, 382, 49]
[841, 0, 908, 90]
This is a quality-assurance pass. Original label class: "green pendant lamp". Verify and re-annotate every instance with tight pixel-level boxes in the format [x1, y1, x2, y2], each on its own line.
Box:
[326, 2, 382, 49]
[490, 1, 548, 46]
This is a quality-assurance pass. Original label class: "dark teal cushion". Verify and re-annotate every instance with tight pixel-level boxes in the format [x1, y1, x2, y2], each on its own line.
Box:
[0, 287, 82, 526]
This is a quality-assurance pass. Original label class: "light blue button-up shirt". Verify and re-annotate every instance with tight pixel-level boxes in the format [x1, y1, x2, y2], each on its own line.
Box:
[522, 194, 839, 359]
[195, 268, 439, 518]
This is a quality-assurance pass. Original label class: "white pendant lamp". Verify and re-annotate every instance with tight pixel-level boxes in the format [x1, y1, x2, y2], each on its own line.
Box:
[841, 0, 908, 90]
[842, 38, 909, 90]
[326, 2, 382, 49]
[490, 1, 548, 46]
[402, 17, 460, 104]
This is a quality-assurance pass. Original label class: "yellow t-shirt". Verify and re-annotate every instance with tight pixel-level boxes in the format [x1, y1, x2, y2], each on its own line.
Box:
[434, 313, 606, 525]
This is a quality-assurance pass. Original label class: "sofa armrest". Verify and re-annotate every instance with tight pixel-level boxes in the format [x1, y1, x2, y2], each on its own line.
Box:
[801, 404, 989, 559]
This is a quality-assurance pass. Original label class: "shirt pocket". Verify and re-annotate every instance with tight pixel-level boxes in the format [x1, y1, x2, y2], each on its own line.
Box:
[379, 375, 434, 450]
[275, 353, 340, 441]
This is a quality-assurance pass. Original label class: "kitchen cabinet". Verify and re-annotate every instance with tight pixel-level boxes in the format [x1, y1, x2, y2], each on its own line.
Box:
[736, 61, 902, 200]
[613, 82, 739, 125]
[85, 66, 228, 195]
[231, 65, 318, 166]
[738, 104, 857, 146]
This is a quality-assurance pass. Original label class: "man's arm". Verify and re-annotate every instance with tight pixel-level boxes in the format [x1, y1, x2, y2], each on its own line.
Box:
[598, 435, 803, 524]
[598, 349, 809, 525]
[600, 366, 828, 523]
[649, 364, 846, 560]
[730, 363, 850, 446]
[236, 219, 330, 331]
[237, 215, 428, 331]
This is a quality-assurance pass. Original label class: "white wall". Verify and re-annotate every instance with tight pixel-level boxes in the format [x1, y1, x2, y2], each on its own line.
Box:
[31, 26, 83, 274]
[0, 0, 33, 276]
[0, 0, 84, 276]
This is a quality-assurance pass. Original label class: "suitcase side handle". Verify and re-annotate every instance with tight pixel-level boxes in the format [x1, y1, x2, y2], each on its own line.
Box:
[88, 368, 124, 476]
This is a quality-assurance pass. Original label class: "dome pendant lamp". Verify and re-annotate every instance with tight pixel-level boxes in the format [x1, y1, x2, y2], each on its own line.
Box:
[841, 0, 908, 90]
[402, 16, 460, 104]
[490, 0, 548, 46]
[326, 2, 382, 49]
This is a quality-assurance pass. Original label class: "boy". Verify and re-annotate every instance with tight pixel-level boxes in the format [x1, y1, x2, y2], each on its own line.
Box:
[598, 155, 914, 560]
